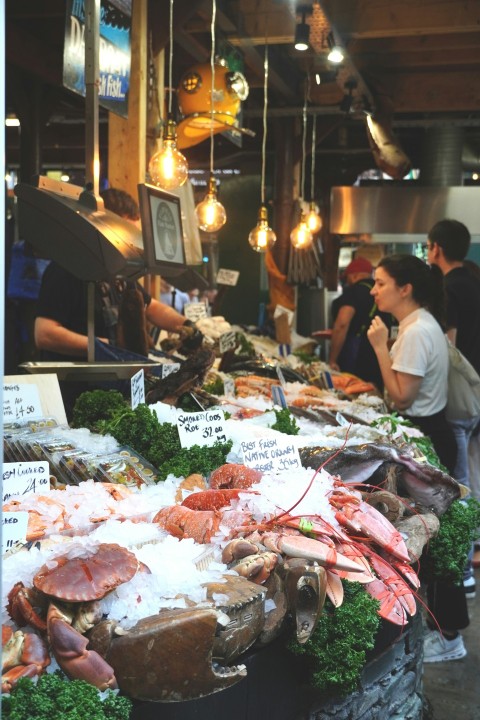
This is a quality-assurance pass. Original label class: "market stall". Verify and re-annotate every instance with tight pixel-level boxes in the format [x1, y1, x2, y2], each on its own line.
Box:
[4, 340, 479, 720]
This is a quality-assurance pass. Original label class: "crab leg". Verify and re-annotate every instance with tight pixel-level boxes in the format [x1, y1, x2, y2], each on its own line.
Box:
[263, 533, 366, 574]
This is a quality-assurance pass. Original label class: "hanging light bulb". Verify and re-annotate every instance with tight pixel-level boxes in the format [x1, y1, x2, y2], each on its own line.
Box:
[248, 205, 276, 252]
[195, 0, 227, 232]
[305, 113, 322, 234]
[247, 45, 276, 252]
[148, 0, 188, 190]
[195, 173, 226, 232]
[305, 201, 322, 233]
[148, 117, 188, 189]
[290, 213, 313, 250]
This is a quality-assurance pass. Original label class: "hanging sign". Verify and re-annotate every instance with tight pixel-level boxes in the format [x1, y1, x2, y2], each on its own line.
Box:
[63, 0, 132, 118]
[3, 383, 43, 423]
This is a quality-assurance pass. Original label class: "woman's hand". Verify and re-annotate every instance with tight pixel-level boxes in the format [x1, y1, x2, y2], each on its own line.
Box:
[367, 316, 389, 351]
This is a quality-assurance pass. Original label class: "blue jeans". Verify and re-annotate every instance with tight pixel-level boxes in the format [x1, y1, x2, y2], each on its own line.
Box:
[449, 416, 480, 582]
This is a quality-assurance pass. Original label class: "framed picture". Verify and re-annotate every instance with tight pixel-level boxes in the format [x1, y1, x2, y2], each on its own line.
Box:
[137, 183, 186, 275]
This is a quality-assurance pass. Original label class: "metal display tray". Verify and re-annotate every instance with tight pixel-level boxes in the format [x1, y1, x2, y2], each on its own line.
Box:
[20, 361, 162, 382]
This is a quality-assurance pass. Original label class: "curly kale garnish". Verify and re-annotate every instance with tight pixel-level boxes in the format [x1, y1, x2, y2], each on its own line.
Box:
[288, 582, 380, 697]
[269, 407, 299, 436]
[421, 497, 480, 584]
[71, 389, 127, 434]
[99, 404, 231, 481]
[1, 670, 132, 719]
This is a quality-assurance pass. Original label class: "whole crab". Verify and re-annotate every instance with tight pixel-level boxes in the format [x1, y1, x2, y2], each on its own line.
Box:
[6, 543, 139, 691]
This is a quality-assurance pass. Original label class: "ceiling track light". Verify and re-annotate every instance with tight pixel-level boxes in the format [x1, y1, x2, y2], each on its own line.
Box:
[294, 5, 313, 52]
[327, 31, 344, 64]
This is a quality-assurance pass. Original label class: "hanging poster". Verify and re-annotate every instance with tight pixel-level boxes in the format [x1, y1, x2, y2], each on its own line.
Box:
[63, 0, 131, 118]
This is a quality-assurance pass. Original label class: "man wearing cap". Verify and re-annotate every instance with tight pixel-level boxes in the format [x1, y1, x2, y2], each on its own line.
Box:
[329, 256, 390, 388]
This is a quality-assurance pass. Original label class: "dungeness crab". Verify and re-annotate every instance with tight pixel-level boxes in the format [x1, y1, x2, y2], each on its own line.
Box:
[5, 543, 139, 691]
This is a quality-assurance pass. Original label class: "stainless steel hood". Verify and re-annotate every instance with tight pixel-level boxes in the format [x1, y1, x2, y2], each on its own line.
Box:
[330, 186, 480, 242]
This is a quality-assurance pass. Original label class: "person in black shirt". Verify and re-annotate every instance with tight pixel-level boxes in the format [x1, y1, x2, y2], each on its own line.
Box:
[329, 257, 391, 389]
[427, 218, 479, 607]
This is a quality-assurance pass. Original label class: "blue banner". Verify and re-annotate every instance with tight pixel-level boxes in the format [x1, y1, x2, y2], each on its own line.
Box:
[63, 0, 131, 118]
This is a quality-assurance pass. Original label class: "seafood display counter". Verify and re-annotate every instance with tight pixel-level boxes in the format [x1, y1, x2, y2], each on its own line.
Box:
[3, 358, 472, 720]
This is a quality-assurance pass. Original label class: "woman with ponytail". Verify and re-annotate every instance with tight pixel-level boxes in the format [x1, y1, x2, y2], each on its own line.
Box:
[367, 253, 469, 663]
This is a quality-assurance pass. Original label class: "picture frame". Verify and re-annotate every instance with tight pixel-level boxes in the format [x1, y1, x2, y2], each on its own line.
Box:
[137, 183, 187, 276]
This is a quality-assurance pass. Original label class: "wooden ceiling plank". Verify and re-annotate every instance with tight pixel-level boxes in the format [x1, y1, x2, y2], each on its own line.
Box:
[321, 0, 480, 39]
[350, 30, 480, 54]
[386, 70, 480, 113]
[6, 21, 63, 86]
[355, 48, 480, 71]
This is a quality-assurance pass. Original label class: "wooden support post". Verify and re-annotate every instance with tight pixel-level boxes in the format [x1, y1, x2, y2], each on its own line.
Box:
[107, 0, 147, 200]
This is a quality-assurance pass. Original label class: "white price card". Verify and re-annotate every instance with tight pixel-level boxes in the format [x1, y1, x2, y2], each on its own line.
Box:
[176, 409, 228, 449]
[216, 268, 239, 286]
[3, 461, 50, 503]
[3, 512, 29, 554]
[223, 376, 235, 396]
[161, 363, 181, 379]
[273, 304, 294, 325]
[184, 302, 208, 322]
[131, 369, 145, 409]
[241, 436, 301, 475]
[219, 330, 237, 354]
[3, 383, 43, 423]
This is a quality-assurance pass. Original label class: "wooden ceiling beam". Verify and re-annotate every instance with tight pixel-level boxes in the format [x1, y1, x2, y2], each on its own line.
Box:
[321, 0, 480, 39]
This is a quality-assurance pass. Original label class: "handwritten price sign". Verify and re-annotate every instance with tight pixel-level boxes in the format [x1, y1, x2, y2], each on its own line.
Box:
[131, 369, 145, 409]
[241, 436, 301, 475]
[184, 303, 208, 322]
[3, 512, 29, 554]
[161, 363, 180, 379]
[216, 268, 239, 286]
[3, 462, 50, 503]
[219, 330, 237, 354]
[3, 384, 43, 423]
[176, 409, 228, 449]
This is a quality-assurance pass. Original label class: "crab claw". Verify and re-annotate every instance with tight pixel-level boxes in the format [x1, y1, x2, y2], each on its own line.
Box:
[106, 607, 247, 702]
[282, 559, 327, 644]
[48, 603, 117, 690]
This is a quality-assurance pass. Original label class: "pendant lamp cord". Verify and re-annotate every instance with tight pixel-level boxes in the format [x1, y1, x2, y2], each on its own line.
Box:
[210, 0, 216, 176]
[310, 114, 316, 202]
[301, 91, 307, 201]
[168, 0, 173, 115]
[261, 44, 269, 206]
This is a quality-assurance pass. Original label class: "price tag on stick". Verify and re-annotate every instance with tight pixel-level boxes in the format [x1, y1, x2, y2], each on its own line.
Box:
[176, 409, 228, 448]
[216, 268, 240, 286]
[131, 369, 145, 409]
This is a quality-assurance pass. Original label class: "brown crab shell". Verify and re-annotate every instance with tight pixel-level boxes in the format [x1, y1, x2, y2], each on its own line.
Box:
[33, 543, 139, 602]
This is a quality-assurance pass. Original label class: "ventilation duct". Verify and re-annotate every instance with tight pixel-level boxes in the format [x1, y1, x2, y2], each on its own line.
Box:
[420, 125, 464, 187]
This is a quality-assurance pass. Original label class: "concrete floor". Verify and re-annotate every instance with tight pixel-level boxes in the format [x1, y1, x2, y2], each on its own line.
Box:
[423, 565, 480, 720]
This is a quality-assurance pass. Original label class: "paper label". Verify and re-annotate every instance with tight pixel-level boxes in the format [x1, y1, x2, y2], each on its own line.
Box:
[241, 436, 301, 474]
[216, 268, 239, 286]
[176, 409, 228, 448]
[131, 369, 145, 409]
[223, 376, 235, 396]
[184, 303, 208, 322]
[273, 304, 294, 325]
[3, 512, 29, 553]
[3, 461, 50, 502]
[219, 331, 237, 354]
[161, 363, 181, 379]
[3, 383, 43, 422]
